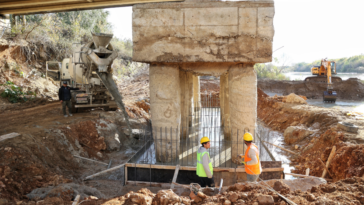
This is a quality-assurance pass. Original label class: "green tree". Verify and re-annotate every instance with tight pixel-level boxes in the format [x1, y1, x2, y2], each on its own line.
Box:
[254, 57, 289, 80]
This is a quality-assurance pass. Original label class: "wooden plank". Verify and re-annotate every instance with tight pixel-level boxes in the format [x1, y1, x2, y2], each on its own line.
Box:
[125, 165, 128, 185]
[322, 146, 336, 178]
[261, 161, 282, 169]
[263, 141, 299, 155]
[0, 0, 184, 15]
[231, 167, 284, 173]
[170, 165, 180, 189]
[151, 165, 176, 169]
[306, 168, 310, 176]
[180, 166, 196, 171]
[126, 181, 162, 187]
[0, 133, 20, 142]
[73, 155, 108, 166]
[126, 181, 188, 188]
[319, 158, 332, 178]
[71, 195, 80, 205]
[84, 163, 126, 180]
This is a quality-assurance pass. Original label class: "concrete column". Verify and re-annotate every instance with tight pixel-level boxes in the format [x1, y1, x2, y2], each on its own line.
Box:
[220, 73, 231, 140]
[193, 75, 201, 111]
[179, 70, 193, 139]
[228, 63, 257, 163]
[192, 75, 200, 126]
[150, 64, 181, 163]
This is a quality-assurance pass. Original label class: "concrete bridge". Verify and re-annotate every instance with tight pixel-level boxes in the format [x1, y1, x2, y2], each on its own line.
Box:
[1, 0, 275, 164]
[0, 0, 182, 15]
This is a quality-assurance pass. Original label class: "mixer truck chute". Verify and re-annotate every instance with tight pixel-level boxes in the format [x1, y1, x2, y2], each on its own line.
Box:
[46, 33, 132, 134]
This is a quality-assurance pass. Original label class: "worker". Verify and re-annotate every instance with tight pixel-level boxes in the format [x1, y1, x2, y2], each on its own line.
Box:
[196, 136, 214, 187]
[242, 132, 262, 182]
[58, 81, 79, 117]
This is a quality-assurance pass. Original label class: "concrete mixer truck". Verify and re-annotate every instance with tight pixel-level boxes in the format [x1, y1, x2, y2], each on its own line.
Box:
[47, 33, 121, 112]
[46, 33, 132, 133]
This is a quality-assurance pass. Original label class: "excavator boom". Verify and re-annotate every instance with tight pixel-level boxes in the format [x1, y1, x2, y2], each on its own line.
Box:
[323, 60, 337, 103]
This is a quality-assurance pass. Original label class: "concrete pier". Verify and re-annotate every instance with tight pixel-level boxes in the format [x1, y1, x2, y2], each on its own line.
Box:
[149, 64, 181, 162]
[133, 0, 274, 163]
[229, 64, 257, 162]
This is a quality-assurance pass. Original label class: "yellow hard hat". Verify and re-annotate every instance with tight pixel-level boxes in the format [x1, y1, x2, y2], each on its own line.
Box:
[200, 136, 210, 144]
[243, 132, 253, 141]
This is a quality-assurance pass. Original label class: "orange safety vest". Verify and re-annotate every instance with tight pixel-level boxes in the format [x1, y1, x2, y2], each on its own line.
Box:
[244, 143, 262, 175]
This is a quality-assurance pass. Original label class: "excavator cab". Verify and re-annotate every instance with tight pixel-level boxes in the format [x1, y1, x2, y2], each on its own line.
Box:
[311, 66, 320, 75]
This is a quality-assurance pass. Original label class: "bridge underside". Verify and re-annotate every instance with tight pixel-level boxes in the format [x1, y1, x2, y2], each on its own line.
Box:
[0, 0, 182, 15]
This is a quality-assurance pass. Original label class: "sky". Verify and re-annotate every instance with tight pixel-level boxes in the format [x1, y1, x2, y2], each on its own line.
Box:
[105, 0, 364, 64]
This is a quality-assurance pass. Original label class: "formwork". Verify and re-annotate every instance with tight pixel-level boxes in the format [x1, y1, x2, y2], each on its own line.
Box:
[125, 94, 284, 187]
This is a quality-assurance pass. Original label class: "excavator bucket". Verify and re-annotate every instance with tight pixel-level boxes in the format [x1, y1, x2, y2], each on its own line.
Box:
[323, 90, 337, 103]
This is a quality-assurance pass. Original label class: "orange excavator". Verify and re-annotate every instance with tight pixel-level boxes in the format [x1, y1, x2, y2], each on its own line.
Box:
[304, 59, 340, 103]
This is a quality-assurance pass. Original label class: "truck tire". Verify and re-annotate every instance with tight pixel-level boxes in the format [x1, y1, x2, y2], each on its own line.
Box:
[71, 102, 78, 113]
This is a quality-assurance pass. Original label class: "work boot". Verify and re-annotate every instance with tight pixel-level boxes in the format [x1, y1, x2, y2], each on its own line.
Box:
[69, 113, 73, 116]
[64, 115, 68, 117]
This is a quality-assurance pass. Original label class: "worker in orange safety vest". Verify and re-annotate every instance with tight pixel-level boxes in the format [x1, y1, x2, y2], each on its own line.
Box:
[241, 132, 262, 182]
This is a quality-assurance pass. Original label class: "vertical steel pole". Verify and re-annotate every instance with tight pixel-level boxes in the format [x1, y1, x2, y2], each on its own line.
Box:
[176, 127, 178, 165]
[165, 127, 168, 163]
[170, 127, 172, 164]
[158, 127, 163, 164]
[237, 129, 239, 167]
[219, 126, 221, 167]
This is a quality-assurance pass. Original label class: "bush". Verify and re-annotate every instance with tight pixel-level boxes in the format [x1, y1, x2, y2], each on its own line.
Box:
[0, 81, 34, 103]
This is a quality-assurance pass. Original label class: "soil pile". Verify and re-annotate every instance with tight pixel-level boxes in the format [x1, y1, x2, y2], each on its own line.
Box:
[283, 93, 307, 104]
[258, 78, 364, 100]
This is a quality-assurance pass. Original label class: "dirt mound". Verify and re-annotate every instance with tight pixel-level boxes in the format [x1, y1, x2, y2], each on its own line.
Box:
[70, 177, 364, 205]
[258, 78, 364, 100]
[283, 93, 307, 104]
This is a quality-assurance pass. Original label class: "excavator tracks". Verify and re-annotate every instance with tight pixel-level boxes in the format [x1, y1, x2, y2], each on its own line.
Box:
[304, 76, 342, 83]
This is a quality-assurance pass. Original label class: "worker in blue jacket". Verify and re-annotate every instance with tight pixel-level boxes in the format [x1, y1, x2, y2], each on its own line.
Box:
[58, 81, 79, 117]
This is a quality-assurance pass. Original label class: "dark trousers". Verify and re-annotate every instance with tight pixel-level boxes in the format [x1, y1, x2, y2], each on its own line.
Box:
[62, 100, 72, 115]
[198, 177, 215, 187]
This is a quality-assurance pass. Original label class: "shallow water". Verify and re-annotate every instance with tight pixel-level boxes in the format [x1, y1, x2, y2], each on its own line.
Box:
[256, 123, 295, 179]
